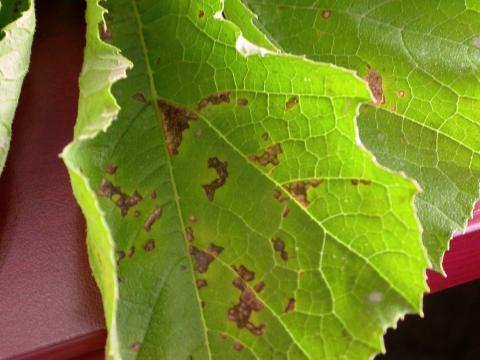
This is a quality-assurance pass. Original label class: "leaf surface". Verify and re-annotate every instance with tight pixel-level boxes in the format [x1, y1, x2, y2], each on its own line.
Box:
[63, 0, 428, 359]
[236, 0, 480, 269]
[0, 0, 35, 174]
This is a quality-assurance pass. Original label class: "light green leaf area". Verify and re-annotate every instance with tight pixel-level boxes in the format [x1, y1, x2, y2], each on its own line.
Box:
[0, 0, 35, 174]
[237, 0, 480, 270]
[63, 0, 428, 359]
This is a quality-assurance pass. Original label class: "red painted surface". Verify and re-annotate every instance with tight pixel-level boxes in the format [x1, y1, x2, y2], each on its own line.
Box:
[0, 1, 478, 359]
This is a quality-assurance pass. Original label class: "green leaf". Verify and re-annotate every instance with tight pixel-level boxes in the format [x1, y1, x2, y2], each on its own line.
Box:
[236, 0, 480, 270]
[63, 0, 428, 358]
[0, 0, 35, 174]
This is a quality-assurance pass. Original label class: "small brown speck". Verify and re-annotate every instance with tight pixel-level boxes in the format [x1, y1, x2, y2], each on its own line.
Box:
[134, 210, 141, 218]
[198, 10, 205, 18]
[233, 342, 244, 352]
[196, 279, 208, 289]
[144, 239, 155, 252]
[130, 342, 141, 352]
[261, 132, 269, 141]
[185, 226, 194, 242]
[127, 246, 135, 258]
[351, 179, 372, 186]
[180, 264, 187, 272]
[286, 96, 299, 110]
[106, 163, 117, 175]
[150, 191, 157, 199]
[254, 281, 265, 293]
[132, 93, 147, 103]
[117, 250, 126, 262]
[237, 98, 248, 106]
[220, 332, 228, 339]
[321, 10, 331, 19]
[285, 298, 295, 313]
[398, 90, 405, 97]
[189, 215, 197, 224]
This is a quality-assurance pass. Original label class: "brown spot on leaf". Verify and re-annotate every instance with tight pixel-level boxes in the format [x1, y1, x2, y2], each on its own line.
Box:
[98, 21, 112, 41]
[261, 132, 269, 141]
[117, 250, 126, 262]
[196, 279, 208, 289]
[321, 10, 331, 19]
[220, 332, 228, 339]
[284, 179, 322, 207]
[250, 144, 282, 166]
[130, 342, 141, 352]
[233, 342, 244, 352]
[285, 298, 295, 313]
[203, 157, 228, 201]
[228, 288, 265, 336]
[185, 226, 194, 242]
[397, 90, 405, 98]
[365, 67, 385, 105]
[127, 246, 135, 258]
[272, 237, 288, 261]
[286, 96, 299, 109]
[158, 100, 198, 156]
[254, 281, 265, 293]
[198, 10, 205, 18]
[234, 265, 255, 282]
[189, 215, 197, 224]
[106, 163, 117, 175]
[237, 98, 249, 106]
[150, 191, 157, 199]
[197, 92, 230, 111]
[132, 93, 147, 103]
[351, 179, 372, 186]
[97, 179, 143, 216]
[144, 239, 155, 252]
[190, 244, 222, 273]
[144, 208, 163, 232]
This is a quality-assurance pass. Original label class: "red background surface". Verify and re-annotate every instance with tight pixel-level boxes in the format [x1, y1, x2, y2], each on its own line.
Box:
[0, 1, 478, 359]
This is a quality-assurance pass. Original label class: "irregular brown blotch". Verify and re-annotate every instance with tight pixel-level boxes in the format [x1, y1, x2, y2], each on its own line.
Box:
[234, 264, 255, 282]
[233, 342, 244, 352]
[261, 132, 269, 141]
[98, 21, 112, 41]
[190, 244, 222, 273]
[283, 179, 323, 207]
[106, 163, 117, 175]
[203, 157, 228, 201]
[232, 277, 245, 291]
[321, 9, 331, 19]
[272, 237, 288, 261]
[127, 246, 135, 258]
[196, 279, 208, 289]
[365, 67, 385, 105]
[351, 179, 372, 186]
[132, 93, 147, 103]
[237, 98, 249, 106]
[150, 191, 157, 199]
[130, 342, 141, 352]
[254, 281, 265, 293]
[158, 100, 198, 156]
[197, 92, 230, 111]
[286, 96, 299, 110]
[97, 178, 143, 216]
[185, 226, 194, 242]
[144, 208, 163, 232]
[144, 239, 155, 252]
[198, 9, 205, 18]
[285, 298, 295, 313]
[228, 288, 265, 336]
[250, 144, 282, 166]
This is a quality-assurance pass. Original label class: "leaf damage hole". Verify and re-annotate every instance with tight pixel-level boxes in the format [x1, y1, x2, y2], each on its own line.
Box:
[97, 178, 142, 216]
[144, 207, 163, 232]
[272, 237, 288, 261]
[250, 144, 283, 166]
[228, 278, 266, 336]
[158, 100, 198, 156]
[203, 157, 228, 201]
[190, 243, 224, 273]
[197, 92, 230, 111]
[283, 179, 323, 207]
[286, 96, 299, 110]
[365, 67, 385, 105]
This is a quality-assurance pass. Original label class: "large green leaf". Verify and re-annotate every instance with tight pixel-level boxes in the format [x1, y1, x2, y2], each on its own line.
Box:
[235, 0, 480, 270]
[63, 0, 428, 358]
[0, 0, 34, 174]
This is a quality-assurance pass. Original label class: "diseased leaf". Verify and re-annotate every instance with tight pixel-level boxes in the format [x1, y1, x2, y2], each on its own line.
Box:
[237, 0, 480, 270]
[0, 0, 35, 174]
[63, 0, 428, 359]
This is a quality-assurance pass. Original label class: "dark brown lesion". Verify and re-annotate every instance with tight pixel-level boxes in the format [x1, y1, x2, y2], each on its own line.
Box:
[250, 144, 282, 166]
[98, 21, 112, 42]
[144, 208, 163, 232]
[233, 264, 255, 282]
[283, 179, 323, 207]
[365, 66, 385, 105]
[351, 179, 372, 185]
[97, 178, 143, 216]
[197, 92, 230, 111]
[143, 239, 155, 252]
[105, 163, 117, 175]
[196, 279, 208, 289]
[190, 243, 224, 273]
[285, 298, 295, 313]
[237, 98, 248, 106]
[203, 157, 228, 201]
[228, 277, 266, 336]
[158, 100, 198, 156]
[286, 96, 299, 110]
[272, 237, 288, 261]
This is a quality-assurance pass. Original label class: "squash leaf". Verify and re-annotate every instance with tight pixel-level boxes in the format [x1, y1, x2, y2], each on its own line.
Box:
[0, 0, 35, 174]
[236, 0, 480, 270]
[62, 0, 428, 359]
